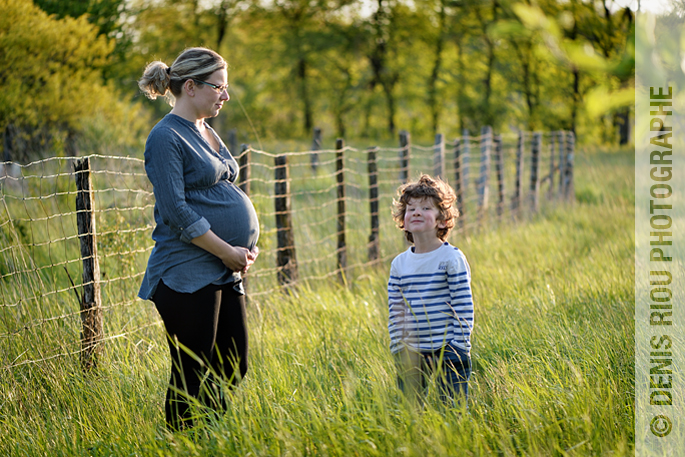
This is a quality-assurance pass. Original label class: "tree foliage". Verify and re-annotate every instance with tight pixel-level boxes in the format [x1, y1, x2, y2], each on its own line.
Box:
[2, 0, 635, 159]
[0, 0, 148, 161]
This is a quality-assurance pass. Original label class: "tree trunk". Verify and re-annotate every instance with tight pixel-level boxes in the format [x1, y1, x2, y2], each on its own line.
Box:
[368, 0, 398, 136]
[383, 81, 396, 136]
[571, 68, 579, 135]
[569, 0, 580, 135]
[616, 108, 631, 144]
[428, 1, 446, 136]
[217, 0, 231, 50]
[298, 57, 313, 135]
[514, 39, 536, 130]
[474, 0, 498, 127]
[3, 124, 13, 162]
[455, 37, 465, 132]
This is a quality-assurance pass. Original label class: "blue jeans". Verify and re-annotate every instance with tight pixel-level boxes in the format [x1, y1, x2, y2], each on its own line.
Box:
[396, 344, 471, 407]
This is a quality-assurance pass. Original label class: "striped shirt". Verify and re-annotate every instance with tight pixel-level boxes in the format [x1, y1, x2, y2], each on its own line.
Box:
[388, 242, 474, 354]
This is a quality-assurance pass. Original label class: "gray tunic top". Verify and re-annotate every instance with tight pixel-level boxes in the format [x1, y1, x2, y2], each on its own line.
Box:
[138, 114, 259, 300]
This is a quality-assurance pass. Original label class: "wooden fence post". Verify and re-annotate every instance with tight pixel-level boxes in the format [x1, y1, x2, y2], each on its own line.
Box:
[74, 157, 102, 372]
[399, 130, 410, 184]
[433, 133, 445, 179]
[228, 128, 238, 157]
[530, 132, 541, 213]
[238, 144, 250, 195]
[478, 126, 492, 225]
[275, 155, 298, 286]
[453, 138, 465, 230]
[512, 130, 524, 216]
[564, 130, 575, 201]
[367, 146, 380, 263]
[238, 144, 251, 293]
[311, 127, 322, 173]
[558, 131, 566, 196]
[493, 134, 504, 219]
[336, 138, 347, 283]
[548, 132, 556, 199]
[461, 129, 470, 194]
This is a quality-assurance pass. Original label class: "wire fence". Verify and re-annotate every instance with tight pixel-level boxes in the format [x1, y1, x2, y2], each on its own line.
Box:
[0, 128, 575, 372]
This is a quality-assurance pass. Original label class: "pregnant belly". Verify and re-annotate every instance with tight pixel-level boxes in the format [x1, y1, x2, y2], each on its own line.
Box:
[189, 183, 259, 249]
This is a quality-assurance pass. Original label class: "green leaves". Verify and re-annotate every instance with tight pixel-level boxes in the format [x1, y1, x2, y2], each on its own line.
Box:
[3, 0, 641, 154]
[0, 2, 101, 127]
[0, 0, 147, 160]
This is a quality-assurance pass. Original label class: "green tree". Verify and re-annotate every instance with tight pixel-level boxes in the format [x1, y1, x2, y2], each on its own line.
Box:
[0, 0, 147, 161]
[414, 0, 450, 135]
[365, 0, 403, 136]
[109, 0, 636, 145]
[316, 17, 369, 138]
[574, 1, 634, 142]
[33, 0, 134, 84]
[122, 0, 215, 121]
[509, 1, 634, 142]
[259, 0, 356, 136]
[34, 0, 126, 37]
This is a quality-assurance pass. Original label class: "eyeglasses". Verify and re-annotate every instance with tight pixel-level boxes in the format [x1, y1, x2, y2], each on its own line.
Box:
[193, 79, 229, 93]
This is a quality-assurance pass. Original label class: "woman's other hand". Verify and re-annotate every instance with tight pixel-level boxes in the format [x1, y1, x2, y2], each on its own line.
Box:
[223, 245, 259, 273]
[245, 246, 259, 273]
[191, 231, 259, 273]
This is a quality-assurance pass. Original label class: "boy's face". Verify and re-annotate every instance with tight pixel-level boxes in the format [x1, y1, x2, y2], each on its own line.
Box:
[404, 197, 445, 237]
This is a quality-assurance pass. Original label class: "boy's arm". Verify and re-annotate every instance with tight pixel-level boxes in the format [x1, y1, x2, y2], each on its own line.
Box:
[387, 262, 405, 349]
[448, 253, 474, 342]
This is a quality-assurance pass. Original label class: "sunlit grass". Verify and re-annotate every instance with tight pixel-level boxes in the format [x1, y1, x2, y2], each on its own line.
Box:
[0, 146, 634, 455]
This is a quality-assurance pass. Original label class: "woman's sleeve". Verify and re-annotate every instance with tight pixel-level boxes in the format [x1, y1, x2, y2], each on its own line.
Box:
[144, 129, 210, 243]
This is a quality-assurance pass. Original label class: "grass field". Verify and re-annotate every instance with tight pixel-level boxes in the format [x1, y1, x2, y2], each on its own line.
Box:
[0, 146, 634, 456]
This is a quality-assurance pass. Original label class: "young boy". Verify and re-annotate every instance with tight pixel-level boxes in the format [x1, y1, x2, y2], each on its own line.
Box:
[388, 174, 474, 406]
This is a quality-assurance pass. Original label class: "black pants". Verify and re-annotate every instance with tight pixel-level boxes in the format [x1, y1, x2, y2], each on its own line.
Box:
[152, 280, 248, 431]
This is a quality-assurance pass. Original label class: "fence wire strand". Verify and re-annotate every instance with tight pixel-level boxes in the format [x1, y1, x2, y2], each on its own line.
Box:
[0, 131, 574, 370]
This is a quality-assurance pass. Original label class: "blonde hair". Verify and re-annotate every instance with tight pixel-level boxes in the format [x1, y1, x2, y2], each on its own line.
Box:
[392, 174, 459, 243]
[138, 47, 227, 104]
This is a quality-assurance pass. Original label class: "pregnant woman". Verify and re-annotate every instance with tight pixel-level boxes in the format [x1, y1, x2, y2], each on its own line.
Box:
[137, 47, 259, 431]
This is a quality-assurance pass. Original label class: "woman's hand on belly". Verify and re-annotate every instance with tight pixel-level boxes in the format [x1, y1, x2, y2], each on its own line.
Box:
[224, 245, 259, 273]
[191, 230, 259, 273]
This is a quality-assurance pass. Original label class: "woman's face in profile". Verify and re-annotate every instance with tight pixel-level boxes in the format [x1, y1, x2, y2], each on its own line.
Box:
[193, 68, 229, 119]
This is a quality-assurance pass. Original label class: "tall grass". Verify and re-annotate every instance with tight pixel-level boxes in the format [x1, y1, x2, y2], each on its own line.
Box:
[0, 147, 634, 456]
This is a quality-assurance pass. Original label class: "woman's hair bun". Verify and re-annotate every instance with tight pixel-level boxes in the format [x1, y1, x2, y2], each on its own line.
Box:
[138, 61, 170, 101]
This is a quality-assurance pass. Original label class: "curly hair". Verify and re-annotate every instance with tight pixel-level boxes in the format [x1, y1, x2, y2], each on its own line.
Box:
[392, 174, 459, 243]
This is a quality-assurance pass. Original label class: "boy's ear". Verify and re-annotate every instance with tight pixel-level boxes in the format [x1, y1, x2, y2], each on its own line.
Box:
[437, 220, 446, 229]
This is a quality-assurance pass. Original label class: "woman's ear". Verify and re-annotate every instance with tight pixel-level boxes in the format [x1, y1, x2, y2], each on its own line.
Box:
[183, 79, 195, 96]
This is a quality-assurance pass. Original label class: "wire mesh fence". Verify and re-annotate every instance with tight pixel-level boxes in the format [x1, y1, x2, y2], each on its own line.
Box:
[0, 129, 574, 371]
